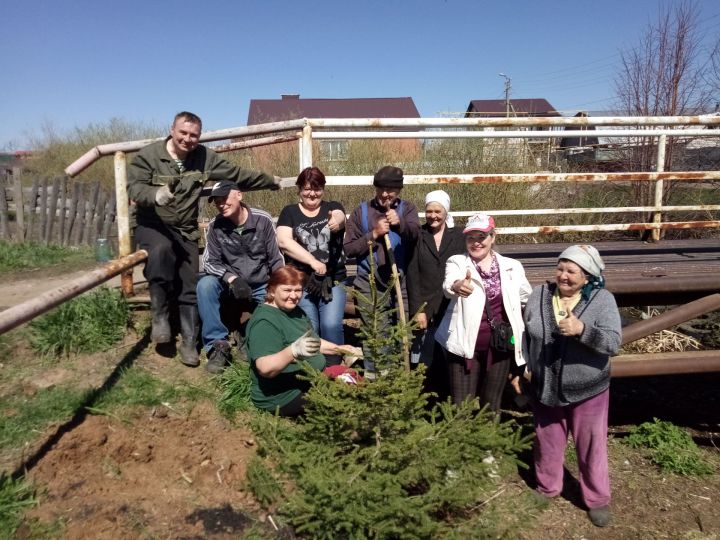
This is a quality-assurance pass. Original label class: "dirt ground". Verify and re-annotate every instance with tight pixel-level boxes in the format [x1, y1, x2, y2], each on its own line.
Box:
[8, 347, 277, 540]
[2, 269, 720, 539]
[10, 355, 720, 539]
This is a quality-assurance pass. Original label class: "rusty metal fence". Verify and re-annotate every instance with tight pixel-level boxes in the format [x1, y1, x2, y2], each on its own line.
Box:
[0, 113, 706, 376]
[63, 115, 720, 290]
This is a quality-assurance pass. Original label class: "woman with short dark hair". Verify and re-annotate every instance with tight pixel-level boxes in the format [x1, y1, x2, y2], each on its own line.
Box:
[277, 167, 347, 366]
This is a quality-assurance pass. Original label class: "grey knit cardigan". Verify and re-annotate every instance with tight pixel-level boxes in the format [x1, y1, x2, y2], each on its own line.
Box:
[522, 283, 622, 407]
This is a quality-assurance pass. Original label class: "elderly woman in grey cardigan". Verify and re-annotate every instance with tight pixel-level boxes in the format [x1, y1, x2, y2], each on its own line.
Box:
[522, 245, 621, 529]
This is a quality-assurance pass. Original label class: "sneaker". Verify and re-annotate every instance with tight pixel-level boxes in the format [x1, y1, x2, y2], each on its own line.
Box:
[587, 505, 611, 527]
[206, 340, 231, 374]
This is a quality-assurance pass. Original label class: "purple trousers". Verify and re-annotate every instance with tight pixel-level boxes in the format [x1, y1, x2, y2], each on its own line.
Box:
[533, 388, 610, 509]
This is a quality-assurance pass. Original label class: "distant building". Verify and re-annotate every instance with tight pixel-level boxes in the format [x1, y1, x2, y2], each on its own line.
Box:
[559, 111, 720, 171]
[247, 94, 420, 125]
[247, 95, 421, 164]
[464, 98, 560, 119]
[462, 98, 560, 169]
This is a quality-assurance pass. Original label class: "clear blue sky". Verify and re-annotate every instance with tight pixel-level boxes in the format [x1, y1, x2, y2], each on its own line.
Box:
[2, 0, 719, 150]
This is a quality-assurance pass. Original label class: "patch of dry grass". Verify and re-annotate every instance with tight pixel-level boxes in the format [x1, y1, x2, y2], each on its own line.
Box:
[621, 308, 704, 354]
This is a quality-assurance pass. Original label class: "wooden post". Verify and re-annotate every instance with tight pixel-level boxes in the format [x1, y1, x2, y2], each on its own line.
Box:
[65, 182, 80, 246]
[45, 177, 60, 244]
[39, 177, 49, 244]
[58, 176, 68, 245]
[26, 177, 40, 241]
[102, 190, 116, 240]
[73, 183, 85, 246]
[82, 182, 100, 245]
[12, 167, 24, 242]
[0, 173, 9, 239]
[91, 188, 106, 244]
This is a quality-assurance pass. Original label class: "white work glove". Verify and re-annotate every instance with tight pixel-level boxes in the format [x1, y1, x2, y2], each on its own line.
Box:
[340, 346, 363, 367]
[290, 330, 321, 358]
[155, 184, 175, 206]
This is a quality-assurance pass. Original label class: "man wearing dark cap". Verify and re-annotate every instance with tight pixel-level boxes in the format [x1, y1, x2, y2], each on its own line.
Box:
[344, 166, 420, 366]
[127, 111, 282, 367]
[197, 180, 284, 373]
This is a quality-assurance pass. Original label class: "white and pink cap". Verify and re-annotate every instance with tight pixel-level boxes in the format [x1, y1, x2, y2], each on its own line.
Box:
[463, 213, 495, 234]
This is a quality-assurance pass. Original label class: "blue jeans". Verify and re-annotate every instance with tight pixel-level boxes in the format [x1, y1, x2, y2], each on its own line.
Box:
[298, 281, 346, 346]
[196, 274, 266, 352]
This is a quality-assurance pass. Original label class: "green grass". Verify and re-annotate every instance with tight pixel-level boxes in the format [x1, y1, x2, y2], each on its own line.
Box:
[624, 418, 714, 476]
[0, 386, 89, 451]
[90, 365, 214, 414]
[29, 287, 129, 357]
[0, 474, 37, 540]
[0, 241, 93, 274]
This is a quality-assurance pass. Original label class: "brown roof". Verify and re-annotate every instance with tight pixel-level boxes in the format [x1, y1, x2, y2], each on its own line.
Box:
[465, 98, 560, 118]
[247, 95, 421, 125]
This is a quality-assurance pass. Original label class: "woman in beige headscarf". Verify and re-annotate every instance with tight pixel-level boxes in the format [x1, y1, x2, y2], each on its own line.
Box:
[405, 192, 465, 398]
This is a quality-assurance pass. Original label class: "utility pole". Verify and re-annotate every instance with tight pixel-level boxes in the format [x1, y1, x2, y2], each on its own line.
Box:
[498, 73, 511, 117]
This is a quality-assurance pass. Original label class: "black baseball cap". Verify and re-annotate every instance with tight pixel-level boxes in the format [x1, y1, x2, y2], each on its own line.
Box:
[209, 180, 239, 200]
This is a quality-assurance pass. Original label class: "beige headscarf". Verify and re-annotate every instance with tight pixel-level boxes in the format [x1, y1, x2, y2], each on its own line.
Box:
[425, 190, 454, 228]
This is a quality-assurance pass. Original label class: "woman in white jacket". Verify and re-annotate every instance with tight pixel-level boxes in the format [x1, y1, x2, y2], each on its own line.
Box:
[435, 213, 532, 410]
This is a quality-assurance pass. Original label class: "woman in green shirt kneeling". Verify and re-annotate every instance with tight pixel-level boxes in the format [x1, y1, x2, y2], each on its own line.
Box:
[246, 266, 361, 416]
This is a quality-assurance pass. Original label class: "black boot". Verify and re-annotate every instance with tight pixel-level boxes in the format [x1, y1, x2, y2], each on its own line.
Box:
[178, 305, 200, 367]
[149, 283, 171, 344]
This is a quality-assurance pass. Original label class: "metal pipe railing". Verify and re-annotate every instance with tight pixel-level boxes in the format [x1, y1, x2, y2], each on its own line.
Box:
[0, 250, 148, 335]
[64, 118, 307, 177]
[652, 133, 668, 241]
[611, 351, 720, 377]
[311, 128, 720, 139]
[307, 115, 720, 128]
[323, 171, 720, 185]
[213, 133, 300, 153]
[621, 294, 720, 345]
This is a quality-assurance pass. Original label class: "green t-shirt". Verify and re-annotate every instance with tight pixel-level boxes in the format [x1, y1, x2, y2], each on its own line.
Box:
[246, 303, 326, 412]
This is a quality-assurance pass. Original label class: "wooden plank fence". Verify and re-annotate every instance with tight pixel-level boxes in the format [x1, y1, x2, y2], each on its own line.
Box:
[0, 170, 117, 246]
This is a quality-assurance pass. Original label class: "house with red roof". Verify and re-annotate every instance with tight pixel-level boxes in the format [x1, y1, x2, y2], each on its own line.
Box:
[246, 95, 422, 167]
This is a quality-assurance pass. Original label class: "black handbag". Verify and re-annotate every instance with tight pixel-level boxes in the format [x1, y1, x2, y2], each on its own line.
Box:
[484, 294, 514, 353]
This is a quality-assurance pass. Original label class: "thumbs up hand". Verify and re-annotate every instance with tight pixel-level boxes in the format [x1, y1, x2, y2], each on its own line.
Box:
[558, 303, 585, 337]
[327, 210, 340, 233]
[452, 268, 475, 298]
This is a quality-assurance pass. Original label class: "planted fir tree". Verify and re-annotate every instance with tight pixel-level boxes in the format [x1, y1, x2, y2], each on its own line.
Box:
[248, 257, 533, 539]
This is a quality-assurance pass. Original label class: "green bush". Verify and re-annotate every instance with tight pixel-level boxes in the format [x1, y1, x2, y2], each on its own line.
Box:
[29, 287, 129, 357]
[25, 118, 162, 186]
[216, 361, 253, 419]
[0, 474, 36, 539]
[625, 418, 714, 476]
[245, 456, 283, 507]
